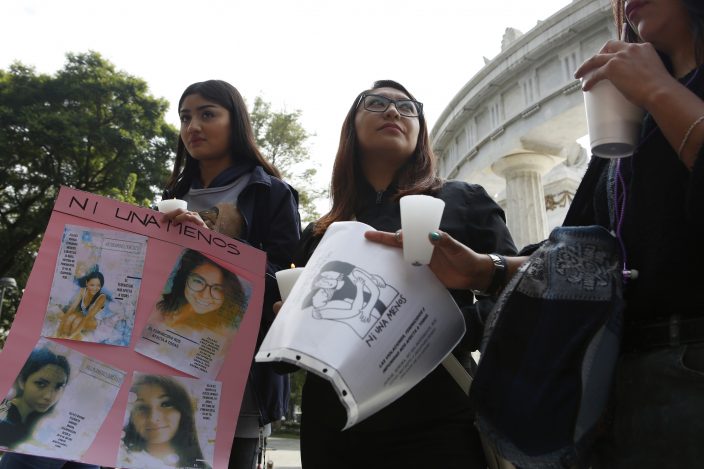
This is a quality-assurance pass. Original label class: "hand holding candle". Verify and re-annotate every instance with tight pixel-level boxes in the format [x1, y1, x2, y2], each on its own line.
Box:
[399, 195, 445, 266]
[276, 264, 304, 302]
[157, 198, 188, 213]
[580, 26, 644, 159]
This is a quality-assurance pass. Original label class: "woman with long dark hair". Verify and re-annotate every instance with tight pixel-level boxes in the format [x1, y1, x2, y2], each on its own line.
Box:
[291, 80, 516, 468]
[57, 270, 107, 339]
[160, 80, 300, 469]
[574, 1, 704, 466]
[0, 347, 70, 448]
[0, 348, 97, 469]
[368, 1, 704, 467]
[120, 375, 209, 469]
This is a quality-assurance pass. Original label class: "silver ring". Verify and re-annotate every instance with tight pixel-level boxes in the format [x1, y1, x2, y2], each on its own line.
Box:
[394, 229, 402, 243]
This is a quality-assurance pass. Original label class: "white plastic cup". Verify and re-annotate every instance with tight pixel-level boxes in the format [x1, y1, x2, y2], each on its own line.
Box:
[583, 78, 645, 158]
[157, 198, 188, 213]
[399, 195, 445, 266]
[276, 267, 304, 302]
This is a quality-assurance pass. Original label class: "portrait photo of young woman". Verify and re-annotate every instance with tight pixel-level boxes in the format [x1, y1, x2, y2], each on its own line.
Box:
[118, 374, 215, 469]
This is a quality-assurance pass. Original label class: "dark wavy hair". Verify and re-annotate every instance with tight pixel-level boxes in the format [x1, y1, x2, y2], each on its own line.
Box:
[122, 375, 208, 469]
[76, 269, 106, 310]
[5, 347, 71, 446]
[165, 79, 281, 198]
[79, 270, 104, 288]
[16, 347, 71, 399]
[314, 80, 442, 235]
[158, 249, 245, 328]
[614, 0, 704, 64]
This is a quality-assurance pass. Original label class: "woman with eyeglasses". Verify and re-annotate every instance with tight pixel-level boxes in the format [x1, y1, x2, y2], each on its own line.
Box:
[160, 80, 301, 469]
[156, 249, 245, 333]
[290, 80, 516, 468]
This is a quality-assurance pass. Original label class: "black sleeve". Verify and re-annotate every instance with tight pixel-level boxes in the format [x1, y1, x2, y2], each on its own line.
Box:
[292, 222, 323, 267]
[261, 181, 302, 273]
[258, 182, 302, 349]
[438, 181, 518, 354]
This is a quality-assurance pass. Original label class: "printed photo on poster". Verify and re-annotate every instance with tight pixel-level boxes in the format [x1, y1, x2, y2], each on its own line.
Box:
[117, 372, 220, 469]
[0, 338, 125, 459]
[135, 249, 251, 379]
[42, 225, 147, 346]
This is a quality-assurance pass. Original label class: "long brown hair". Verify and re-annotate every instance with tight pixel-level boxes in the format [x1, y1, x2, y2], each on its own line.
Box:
[314, 80, 442, 235]
[613, 0, 704, 64]
[122, 375, 207, 468]
[165, 80, 281, 198]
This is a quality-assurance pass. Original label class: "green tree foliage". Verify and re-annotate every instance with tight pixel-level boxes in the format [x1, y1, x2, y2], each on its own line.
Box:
[250, 97, 326, 222]
[0, 265, 25, 349]
[288, 369, 306, 422]
[107, 172, 153, 207]
[0, 51, 177, 342]
[0, 51, 176, 277]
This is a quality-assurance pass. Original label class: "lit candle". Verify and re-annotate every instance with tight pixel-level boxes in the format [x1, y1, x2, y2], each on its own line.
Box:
[276, 264, 305, 302]
[157, 198, 188, 213]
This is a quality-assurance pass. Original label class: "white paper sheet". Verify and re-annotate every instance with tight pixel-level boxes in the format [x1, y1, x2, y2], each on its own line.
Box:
[256, 221, 466, 428]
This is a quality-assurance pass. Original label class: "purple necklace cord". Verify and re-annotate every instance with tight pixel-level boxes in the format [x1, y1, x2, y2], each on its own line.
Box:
[611, 65, 700, 284]
[613, 158, 630, 283]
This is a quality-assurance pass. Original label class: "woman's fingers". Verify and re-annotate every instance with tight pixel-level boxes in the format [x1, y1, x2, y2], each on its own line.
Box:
[366, 229, 466, 257]
[428, 230, 466, 257]
[364, 230, 402, 248]
[574, 53, 617, 86]
[575, 41, 667, 106]
[161, 207, 188, 219]
[162, 208, 208, 228]
[598, 39, 627, 54]
[367, 228, 486, 291]
[574, 41, 630, 88]
[273, 300, 283, 316]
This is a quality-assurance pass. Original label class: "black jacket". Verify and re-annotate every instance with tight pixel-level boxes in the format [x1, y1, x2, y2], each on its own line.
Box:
[563, 66, 704, 324]
[293, 179, 517, 433]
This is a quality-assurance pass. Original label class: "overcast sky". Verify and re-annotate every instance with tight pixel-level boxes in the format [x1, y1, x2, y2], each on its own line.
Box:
[2, 0, 573, 200]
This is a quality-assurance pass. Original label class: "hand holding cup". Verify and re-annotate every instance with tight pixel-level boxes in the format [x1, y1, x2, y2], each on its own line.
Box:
[583, 75, 645, 158]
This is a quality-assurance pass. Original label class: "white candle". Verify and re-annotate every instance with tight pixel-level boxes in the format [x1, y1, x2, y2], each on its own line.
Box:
[399, 195, 445, 266]
[157, 198, 188, 213]
[276, 267, 304, 302]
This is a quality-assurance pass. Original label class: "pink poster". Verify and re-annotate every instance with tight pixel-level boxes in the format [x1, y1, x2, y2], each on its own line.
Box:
[0, 187, 265, 468]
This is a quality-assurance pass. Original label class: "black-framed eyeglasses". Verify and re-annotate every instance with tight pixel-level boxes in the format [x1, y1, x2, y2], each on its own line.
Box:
[358, 93, 423, 118]
[186, 273, 225, 300]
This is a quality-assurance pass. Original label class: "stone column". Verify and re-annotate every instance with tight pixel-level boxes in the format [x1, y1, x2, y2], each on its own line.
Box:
[492, 152, 558, 249]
